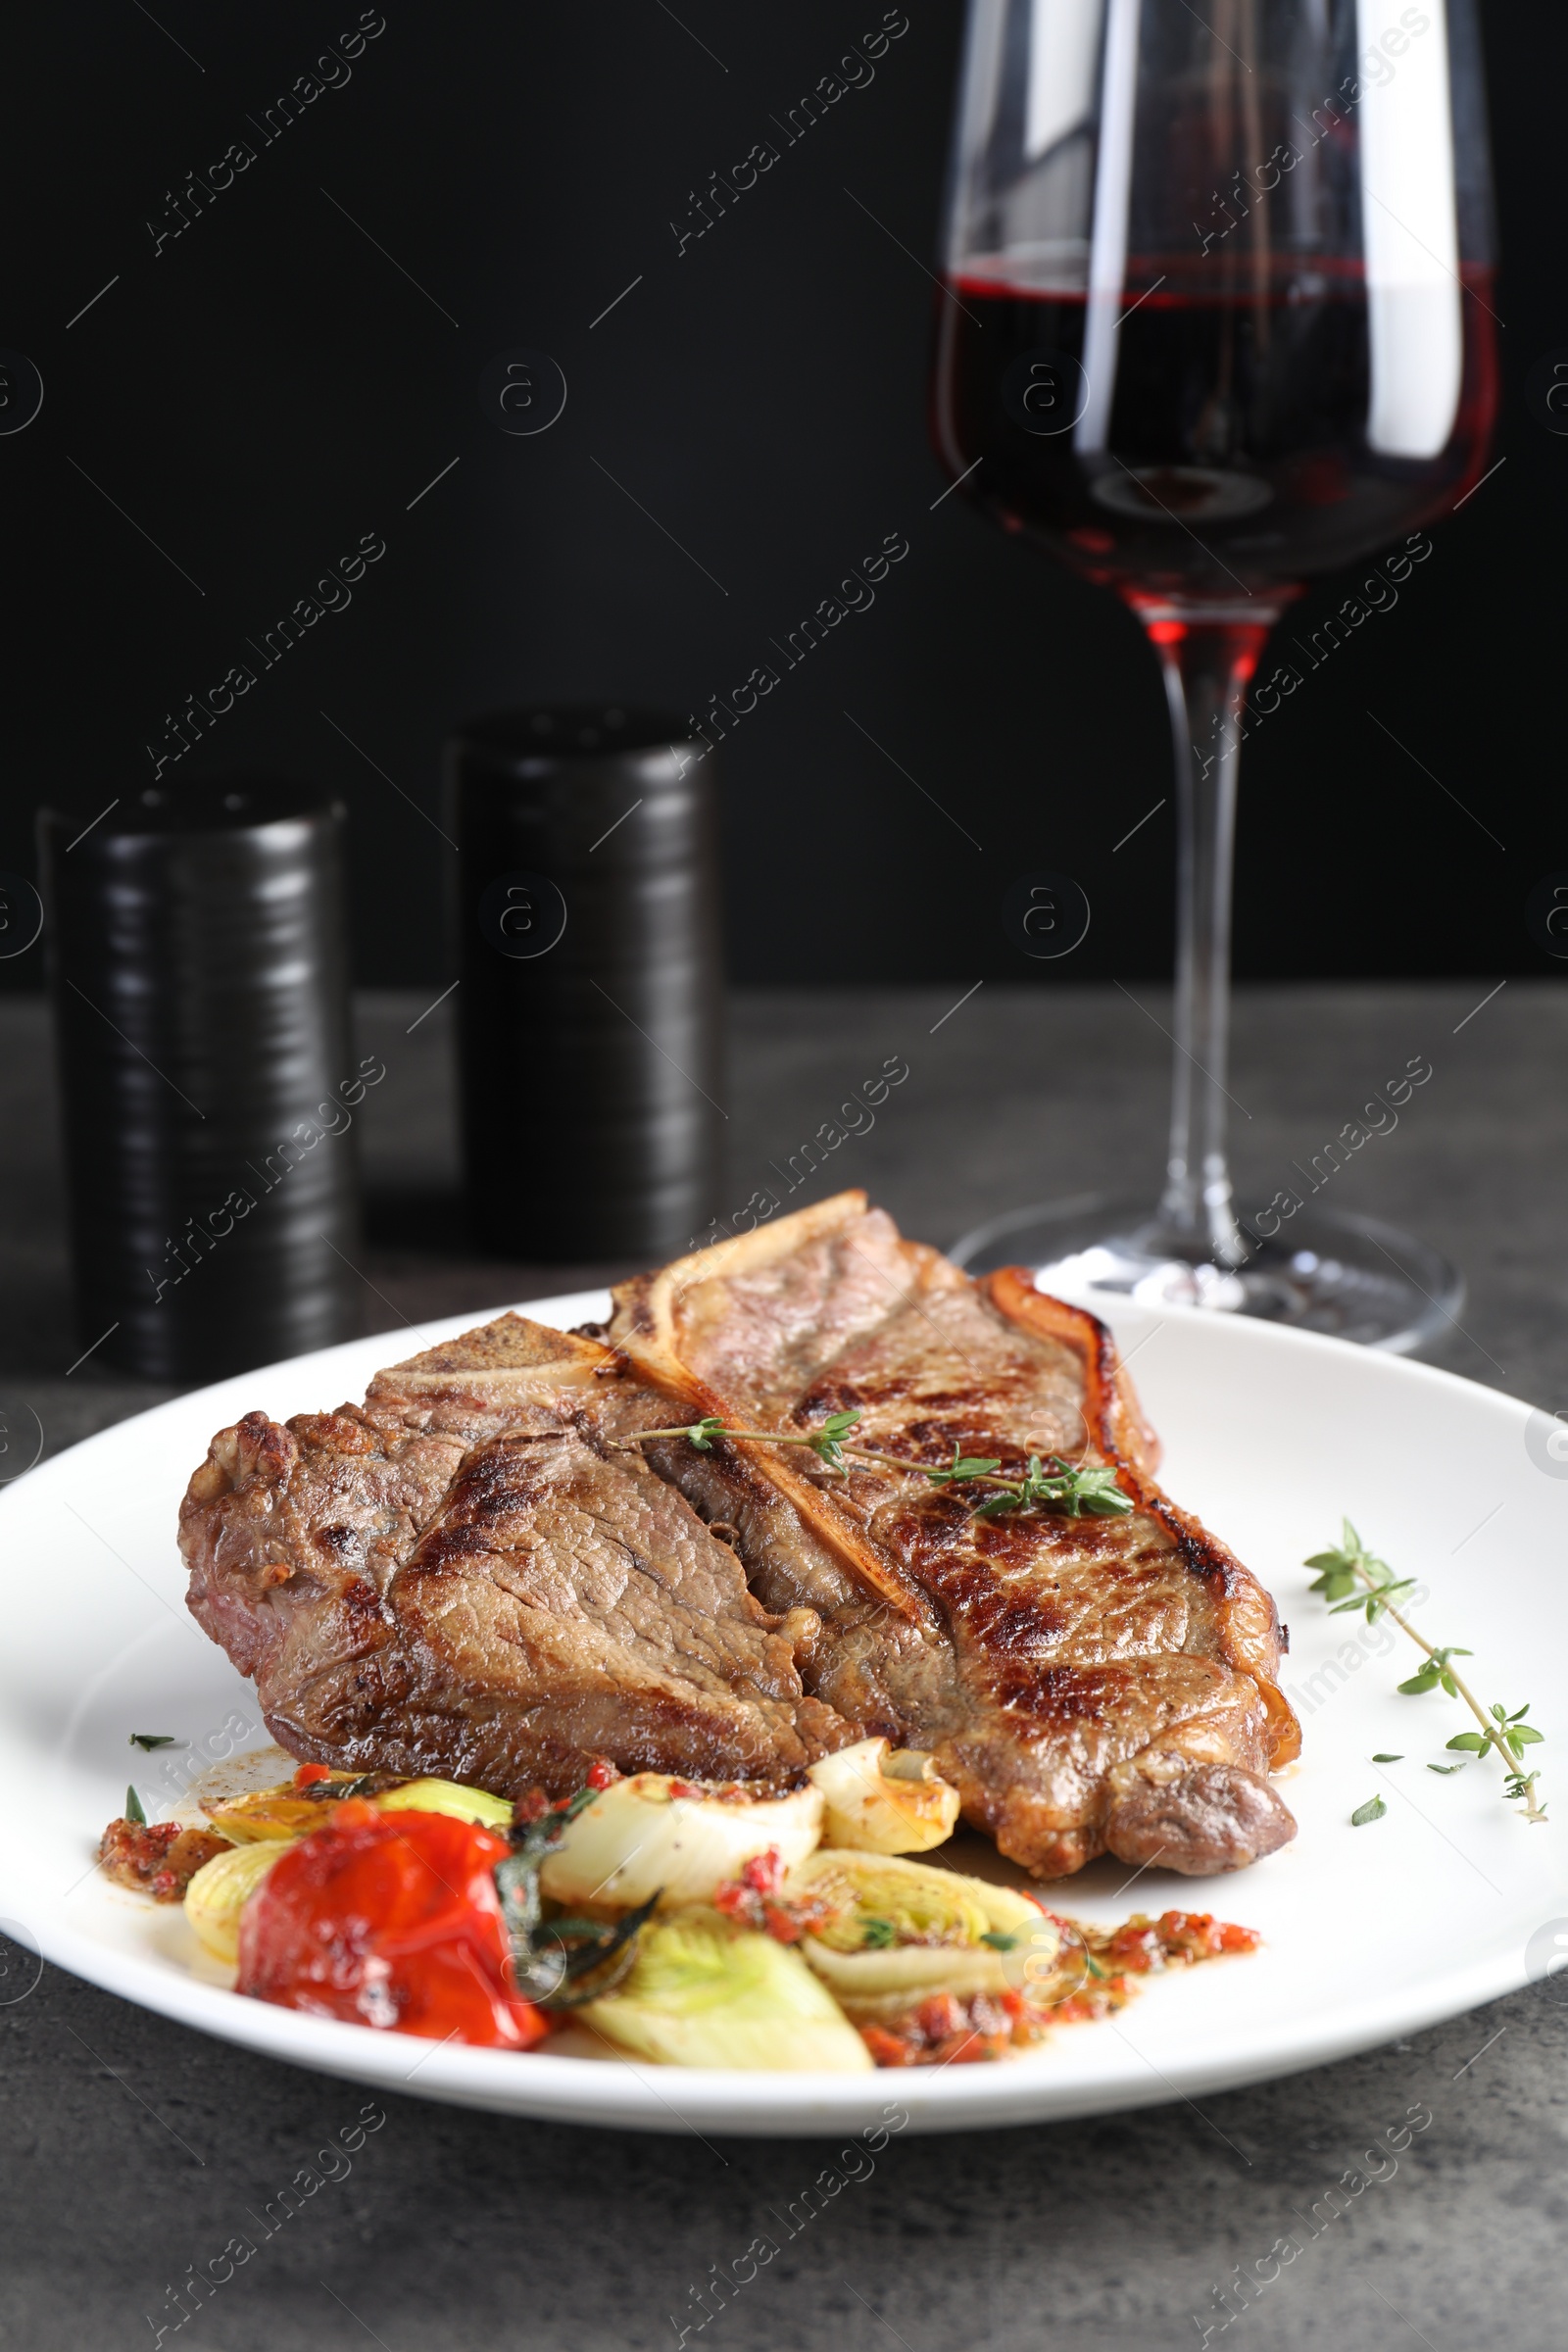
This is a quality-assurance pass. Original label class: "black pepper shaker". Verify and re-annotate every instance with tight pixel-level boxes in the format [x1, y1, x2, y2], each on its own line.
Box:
[448, 707, 724, 1258]
[37, 778, 367, 1382]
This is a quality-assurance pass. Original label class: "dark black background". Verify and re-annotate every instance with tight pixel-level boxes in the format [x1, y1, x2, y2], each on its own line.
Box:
[0, 0, 1559, 993]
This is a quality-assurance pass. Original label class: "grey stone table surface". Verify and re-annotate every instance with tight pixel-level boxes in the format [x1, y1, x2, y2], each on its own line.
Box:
[2, 981, 1566, 2351]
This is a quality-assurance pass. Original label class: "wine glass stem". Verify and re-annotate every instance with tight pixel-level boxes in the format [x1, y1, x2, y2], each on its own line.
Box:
[1144, 612, 1277, 1270]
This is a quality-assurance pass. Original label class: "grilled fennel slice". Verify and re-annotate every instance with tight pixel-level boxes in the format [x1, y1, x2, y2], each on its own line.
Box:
[787, 1849, 1068, 2016]
[580, 1906, 872, 2071]
[806, 1739, 961, 1853]
[538, 1774, 823, 1912]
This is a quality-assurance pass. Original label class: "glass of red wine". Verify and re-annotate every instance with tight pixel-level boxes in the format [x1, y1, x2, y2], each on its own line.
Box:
[932, 0, 1496, 1348]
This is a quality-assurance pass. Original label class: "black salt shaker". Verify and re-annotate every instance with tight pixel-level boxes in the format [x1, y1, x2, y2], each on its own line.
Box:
[37, 778, 367, 1382]
[448, 707, 724, 1258]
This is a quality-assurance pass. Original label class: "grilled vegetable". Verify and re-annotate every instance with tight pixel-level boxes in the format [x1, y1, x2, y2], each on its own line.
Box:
[238, 1800, 550, 2047]
[807, 1739, 961, 1853]
[183, 1840, 287, 1964]
[786, 1849, 1065, 2015]
[200, 1771, 364, 1841]
[581, 1906, 872, 2071]
[374, 1779, 514, 1830]
[537, 1774, 823, 1912]
[206, 1769, 512, 1843]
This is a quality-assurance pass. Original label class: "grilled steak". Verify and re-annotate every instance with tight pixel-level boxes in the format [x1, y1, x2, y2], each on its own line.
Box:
[179, 1193, 1299, 1878]
[604, 1194, 1299, 1878]
[180, 1316, 853, 1793]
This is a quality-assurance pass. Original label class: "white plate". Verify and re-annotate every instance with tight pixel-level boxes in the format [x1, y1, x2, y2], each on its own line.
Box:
[2, 1292, 1563, 2137]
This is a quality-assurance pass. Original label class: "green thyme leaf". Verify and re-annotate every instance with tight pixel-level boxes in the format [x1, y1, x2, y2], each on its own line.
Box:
[979, 1930, 1018, 1951]
[927, 1446, 1005, 1485]
[1400, 1646, 1474, 1700]
[125, 1785, 147, 1826]
[1350, 1795, 1387, 1826]
[1061, 1467, 1133, 1516]
[1305, 1545, 1362, 1602]
[1446, 1733, 1488, 1753]
[1020, 1463, 1132, 1518]
[1372, 1754, 1403, 1763]
[806, 1408, 863, 1472]
[970, 1489, 1023, 1519]
[127, 1734, 181, 1751]
[685, 1415, 727, 1451]
[1428, 1761, 1469, 1774]
[860, 1918, 897, 1949]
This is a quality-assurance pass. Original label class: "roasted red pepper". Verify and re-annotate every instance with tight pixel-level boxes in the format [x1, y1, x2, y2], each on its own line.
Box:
[237, 1800, 549, 2048]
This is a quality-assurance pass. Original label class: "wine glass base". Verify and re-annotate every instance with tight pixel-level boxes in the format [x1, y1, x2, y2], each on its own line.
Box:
[948, 1193, 1461, 1355]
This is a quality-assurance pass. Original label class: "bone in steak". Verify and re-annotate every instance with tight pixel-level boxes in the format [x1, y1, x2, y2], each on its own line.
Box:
[604, 1194, 1299, 1877]
[179, 1193, 1299, 1877]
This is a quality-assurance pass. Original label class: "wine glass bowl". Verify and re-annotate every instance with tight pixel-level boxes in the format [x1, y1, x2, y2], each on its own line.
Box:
[931, 0, 1496, 1348]
[931, 257, 1497, 603]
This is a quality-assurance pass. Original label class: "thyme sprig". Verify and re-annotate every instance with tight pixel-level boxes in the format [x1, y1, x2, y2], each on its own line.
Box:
[616, 1409, 1133, 1520]
[1306, 1520, 1546, 1823]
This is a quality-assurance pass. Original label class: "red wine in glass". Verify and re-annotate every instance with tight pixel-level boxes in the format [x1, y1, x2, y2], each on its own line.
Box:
[933, 260, 1496, 598]
[931, 0, 1497, 1348]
